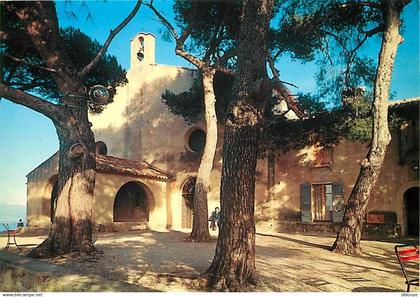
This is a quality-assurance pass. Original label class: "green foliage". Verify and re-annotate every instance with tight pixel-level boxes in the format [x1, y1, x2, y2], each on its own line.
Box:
[168, 0, 401, 156]
[161, 81, 204, 124]
[161, 71, 234, 124]
[60, 28, 127, 113]
[272, 0, 383, 104]
[1, 3, 127, 113]
[260, 90, 407, 157]
[172, 0, 242, 67]
[173, 0, 383, 107]
[343, 117, 373, 141]
[295, 93, 326, 114]
[61, 28, 127, 91]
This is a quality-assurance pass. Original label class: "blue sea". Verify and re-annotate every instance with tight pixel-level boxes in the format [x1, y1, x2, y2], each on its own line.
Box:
[0, 222, 18, 232]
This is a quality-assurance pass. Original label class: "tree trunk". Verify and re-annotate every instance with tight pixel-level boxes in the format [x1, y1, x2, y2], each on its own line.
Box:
[267, 149, 275, 200]
[28, 112, 96, 258]
[206, 0, 273, 291]
[332, 0, 407, 255]
[189, 68, 217, 242]
[21, 2, 96, 258]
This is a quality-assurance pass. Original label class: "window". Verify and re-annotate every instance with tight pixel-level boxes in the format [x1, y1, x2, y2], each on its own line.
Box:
[181, 177, 196, 228]
[186, 128, 206, 153]
[312, 183, 333, 221]
[95, 141, 108, 156]
[137, 37, 145, 61]
[181, 177, 196, 209]
[312, 147, 332, 168]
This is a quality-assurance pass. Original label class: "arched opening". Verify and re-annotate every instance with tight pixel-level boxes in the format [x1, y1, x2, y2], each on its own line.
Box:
[404, 187, 419, 236]
[50, 180, 59, 222]
[185, 127, 206, 153]
[113, 181, 152, 222]
[44, 175, 58, 222]
[95, 141, 108, 155]
[137, 36, 145, 61]
[181, 177, 196, 228]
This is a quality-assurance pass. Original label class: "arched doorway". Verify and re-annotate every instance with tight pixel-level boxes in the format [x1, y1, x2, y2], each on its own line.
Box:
[44, 175, 58, 222]
[113, 181, 151, 222]
[404, 187, 419, 236]
[50, 181, 59, 222]
[181, 177, 196, 228]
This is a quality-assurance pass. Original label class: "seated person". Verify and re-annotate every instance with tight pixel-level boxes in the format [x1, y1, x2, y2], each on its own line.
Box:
[17, 219, 24, 231]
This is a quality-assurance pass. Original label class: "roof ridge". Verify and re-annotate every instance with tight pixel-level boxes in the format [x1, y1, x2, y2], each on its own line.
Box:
[388, 97, 420, 106]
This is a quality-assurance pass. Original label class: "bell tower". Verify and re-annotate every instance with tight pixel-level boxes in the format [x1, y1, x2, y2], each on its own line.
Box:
[130, 33, 156, 68]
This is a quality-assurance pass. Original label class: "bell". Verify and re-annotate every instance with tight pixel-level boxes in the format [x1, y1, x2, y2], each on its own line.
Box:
[137, 50, 144, 61]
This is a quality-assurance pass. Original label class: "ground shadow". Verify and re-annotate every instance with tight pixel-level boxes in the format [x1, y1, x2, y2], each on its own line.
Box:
[47, 230, 215, 291]
[256, 232, 332, 251]
[352, 286, 401, 292]
[363, 236, 420, 245]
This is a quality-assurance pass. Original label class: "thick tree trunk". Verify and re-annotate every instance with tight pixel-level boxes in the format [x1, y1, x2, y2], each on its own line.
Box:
[28, 113, 96, 258]
[206, 0, 273, 291]
[190, 68, 217, 242]
[21, 2, 96, 258]
[332, 0, 406, 255]
[267, 150, 275, 200]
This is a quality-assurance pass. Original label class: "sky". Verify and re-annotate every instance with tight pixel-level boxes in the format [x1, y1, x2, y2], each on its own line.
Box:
[0, 1, 419, 220]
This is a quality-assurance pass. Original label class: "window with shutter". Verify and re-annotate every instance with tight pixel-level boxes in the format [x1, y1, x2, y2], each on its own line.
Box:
[300, 183, 312, 223]
[312, 183, 333, 221]
[332, 182, 345, 223]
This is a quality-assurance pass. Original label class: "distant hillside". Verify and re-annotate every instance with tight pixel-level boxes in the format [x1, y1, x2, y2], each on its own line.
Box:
[0, 203, 26, 223]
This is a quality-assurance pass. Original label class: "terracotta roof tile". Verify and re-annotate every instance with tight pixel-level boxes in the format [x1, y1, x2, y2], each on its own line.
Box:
[27, 153, 173, 182]
[95, 154, 174, 182]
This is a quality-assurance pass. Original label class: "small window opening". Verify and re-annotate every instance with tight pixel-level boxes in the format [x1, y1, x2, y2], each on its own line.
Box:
[187, 129, 206, 153]
[137, 36, 145, 61]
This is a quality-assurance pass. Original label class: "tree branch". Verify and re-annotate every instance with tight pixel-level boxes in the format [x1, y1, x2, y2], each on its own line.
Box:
[79, 0, 142, 78]
[204, 26, 225, 62]
[10, 80, 48, 91]
[214, 66, 235, 76]
[1, 53, 58, 73]
[4, 64, 18, 84]
[146, 1, 205, 69]
[349, 24, 384, 57]
[179, 22, 194, 46]
[267, 53, 298, 89]
[363, 24, 385, 37]
[214, 47, 237, 68]
[146, 2, 179, 40]
[267, 53, 280, 82]
[0, 83, 62, 119]
[321, 30, 350, 56]
[273, 50, 282, 61]
[340, 1, 381, 10]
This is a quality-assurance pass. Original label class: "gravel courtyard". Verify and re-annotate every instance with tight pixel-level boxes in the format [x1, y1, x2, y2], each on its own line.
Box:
[0, 230, 418, 292]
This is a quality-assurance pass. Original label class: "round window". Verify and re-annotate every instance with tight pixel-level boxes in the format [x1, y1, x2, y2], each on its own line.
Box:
[187, 129, 206, 153]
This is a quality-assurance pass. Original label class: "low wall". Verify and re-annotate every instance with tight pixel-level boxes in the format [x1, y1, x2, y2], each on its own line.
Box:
[272, 222, 401, 238]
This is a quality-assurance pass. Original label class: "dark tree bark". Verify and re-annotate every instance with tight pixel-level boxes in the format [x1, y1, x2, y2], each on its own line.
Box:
[205, 0, 274, 291]
[1, 1, 140, 258]
[13, 2, 96, 258]
[332, 0, 408, 255]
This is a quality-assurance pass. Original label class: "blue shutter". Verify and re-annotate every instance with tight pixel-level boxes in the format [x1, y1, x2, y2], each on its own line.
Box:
[300, 183, 312, 223]
[332, 182, 345, 223]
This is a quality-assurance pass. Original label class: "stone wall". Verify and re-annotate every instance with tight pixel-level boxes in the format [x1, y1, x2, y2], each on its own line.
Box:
[271, 222, 401, 238]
